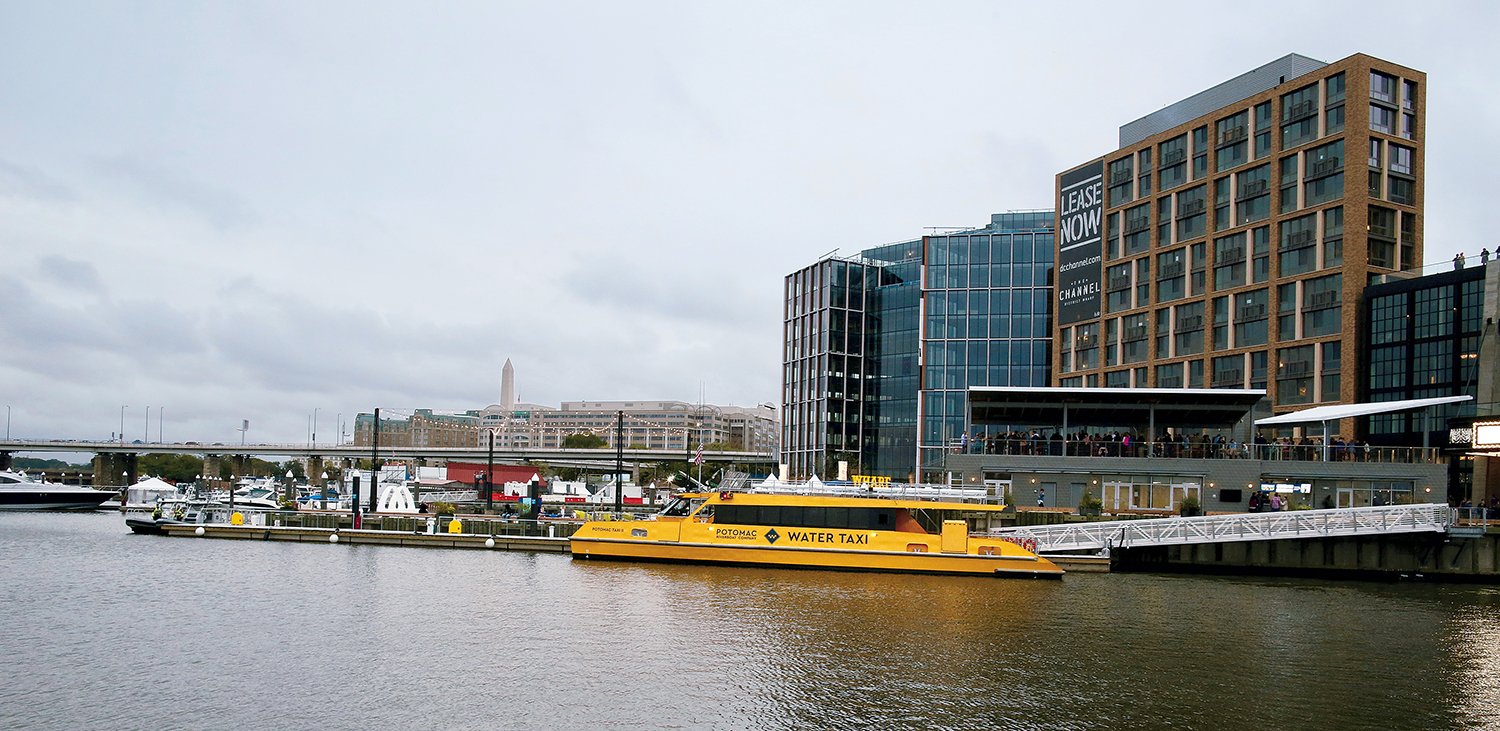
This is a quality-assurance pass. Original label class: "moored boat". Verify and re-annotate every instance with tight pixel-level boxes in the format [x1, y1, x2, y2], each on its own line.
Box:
[0, 470, 116, 511]
[570, 488, 1063, 578]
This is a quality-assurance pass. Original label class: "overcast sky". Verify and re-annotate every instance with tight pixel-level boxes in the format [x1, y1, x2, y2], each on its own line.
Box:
[2, 0, 1495, 447]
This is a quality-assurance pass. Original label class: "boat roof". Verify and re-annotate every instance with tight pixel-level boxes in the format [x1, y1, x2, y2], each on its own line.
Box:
[681, 491, 1010, 512]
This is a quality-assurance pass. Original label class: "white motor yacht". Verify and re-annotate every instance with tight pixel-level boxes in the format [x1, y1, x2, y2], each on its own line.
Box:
[0, 470, 116, 510]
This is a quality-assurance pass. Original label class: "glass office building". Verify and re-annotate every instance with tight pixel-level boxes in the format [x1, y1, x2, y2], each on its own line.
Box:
[781, 211, 1054, 480]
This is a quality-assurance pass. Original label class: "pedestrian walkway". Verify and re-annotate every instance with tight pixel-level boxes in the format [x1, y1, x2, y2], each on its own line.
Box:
[987, 503, 1452, 553]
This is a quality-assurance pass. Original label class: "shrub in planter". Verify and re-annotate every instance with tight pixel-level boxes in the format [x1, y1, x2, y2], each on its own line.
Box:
[1079, 491, 1103, 517]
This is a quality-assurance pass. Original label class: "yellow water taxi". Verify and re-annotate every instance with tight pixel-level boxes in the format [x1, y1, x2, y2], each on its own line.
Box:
[570, 489, 1062, 578]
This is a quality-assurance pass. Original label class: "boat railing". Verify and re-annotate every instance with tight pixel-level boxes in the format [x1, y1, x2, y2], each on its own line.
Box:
[747, 483, 995, 503]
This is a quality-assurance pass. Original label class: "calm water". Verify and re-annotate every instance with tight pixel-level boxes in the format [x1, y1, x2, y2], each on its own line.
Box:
[1, 512, 1497, 730]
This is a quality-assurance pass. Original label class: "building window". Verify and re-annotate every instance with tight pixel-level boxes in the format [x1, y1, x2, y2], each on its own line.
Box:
[1320, 341, 1341, 402]
[1157, 249, 1186, 303]
[1370, 71, 1397, 103]
[1136, 257, 1151, 307]
[1173, 301, 1204, 357]
[1212, 354, 1244, 388]
[1322, 208, 1343, 269]
[1412, 340, 1452, 387]
[1236, 164, 1271, 224]
[1414, 286, 1455, 340]
[1122, 313, 1149, 364]
[1191, 242, 1208, 296]
[1107, 262, 1132, 312]
[1301, 274, 1342, 337]
[1212, 296, 1229, 349]
[1279, 213, 1318, 277]
[1277, 281, 1298, 340]
[1213, 231, 1247, 290]
[1303, 138, 1344, 207]
[1139, 147, 1154, 197]
[1253, 226, 1272, 282]
[1216, 110, 1250, 172]
[1109, 156, 1134, 207]
[1192, 126, 1209, 180]
[1371, 104, 1395, 135]
[1159, 135, 1188, 191]
[1254, 102, 1273, 159]
[1124, 204, 1150, 256]
[1156, 363, 1184, 388]
[1277, 344, 1315, 405]
[1176, 185, 1207, 241]
[1234, 289, 1270, 347]
[1369, 344, 1408, 390]
[1281, 83, 1320, 148]
[1278, 155, 1299, 214]
[1370, 294, 1405, 346]
[1369, 205, 1397, 268]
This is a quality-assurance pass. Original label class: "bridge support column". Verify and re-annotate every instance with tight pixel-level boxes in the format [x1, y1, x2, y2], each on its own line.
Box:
[203, 454, 223, 481]
[93, 453, 136, 487]
[308, 456, 325, 487]
[230, 455, 248, 479]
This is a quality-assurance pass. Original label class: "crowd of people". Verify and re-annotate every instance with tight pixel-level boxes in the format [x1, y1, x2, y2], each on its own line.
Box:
[961, 429, 1383, 462]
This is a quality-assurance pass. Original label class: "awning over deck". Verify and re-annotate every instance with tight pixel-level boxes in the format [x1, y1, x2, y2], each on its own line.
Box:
[968, 386, 1268, 431]
[1253, 395, 1473, 426]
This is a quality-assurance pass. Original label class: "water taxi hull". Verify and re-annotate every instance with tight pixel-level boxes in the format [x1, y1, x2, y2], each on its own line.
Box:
[571, 536, 1062, 578]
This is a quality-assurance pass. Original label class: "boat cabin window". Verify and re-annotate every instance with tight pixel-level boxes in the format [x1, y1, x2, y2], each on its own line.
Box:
[715, 505, 899, 531]
[659, 497, 694, 516]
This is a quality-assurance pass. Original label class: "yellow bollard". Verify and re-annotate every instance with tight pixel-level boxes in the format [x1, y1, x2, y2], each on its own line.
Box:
[447, 518, 462, 534]
[230, 512, 245, 526]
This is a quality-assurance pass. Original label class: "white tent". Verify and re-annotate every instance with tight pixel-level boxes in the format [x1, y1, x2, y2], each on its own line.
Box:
[127, 477, 181, 506]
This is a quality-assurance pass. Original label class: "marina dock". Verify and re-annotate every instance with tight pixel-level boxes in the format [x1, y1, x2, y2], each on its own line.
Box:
[151, 518, 1113, 572]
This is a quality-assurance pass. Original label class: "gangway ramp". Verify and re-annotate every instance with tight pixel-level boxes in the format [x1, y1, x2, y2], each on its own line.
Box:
[988, 504, 1452, 554]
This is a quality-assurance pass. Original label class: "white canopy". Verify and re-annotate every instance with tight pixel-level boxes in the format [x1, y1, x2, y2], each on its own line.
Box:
[134, 476, 179, 491]
[1255, 395, 1472, 426]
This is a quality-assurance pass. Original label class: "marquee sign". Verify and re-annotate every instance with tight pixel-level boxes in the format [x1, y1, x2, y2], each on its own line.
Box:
[1472, 421, 1500, 449]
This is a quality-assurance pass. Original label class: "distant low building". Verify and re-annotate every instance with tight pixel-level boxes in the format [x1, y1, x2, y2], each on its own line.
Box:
[352, 409, 479, 448]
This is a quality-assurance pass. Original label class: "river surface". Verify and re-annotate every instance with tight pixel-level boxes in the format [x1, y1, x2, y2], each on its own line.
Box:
[1, 512, 1497, 730]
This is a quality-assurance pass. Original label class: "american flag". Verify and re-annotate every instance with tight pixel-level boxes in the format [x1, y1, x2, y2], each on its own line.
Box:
[693, 444, 704, 465]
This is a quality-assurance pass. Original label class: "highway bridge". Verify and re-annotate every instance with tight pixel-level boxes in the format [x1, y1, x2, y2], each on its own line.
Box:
[0, 439, 777, 486]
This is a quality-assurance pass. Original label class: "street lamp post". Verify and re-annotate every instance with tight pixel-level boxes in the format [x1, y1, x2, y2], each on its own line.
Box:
[120, 405, 127, 444]
[313, 408, 319, 448]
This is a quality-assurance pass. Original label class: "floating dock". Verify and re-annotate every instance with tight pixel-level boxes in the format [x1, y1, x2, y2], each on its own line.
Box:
[154, 522, 1112, 573]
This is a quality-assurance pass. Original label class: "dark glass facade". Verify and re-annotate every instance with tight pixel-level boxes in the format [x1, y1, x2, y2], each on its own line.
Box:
[781, 211, 1054, 480]
[1362, 265, 1487, 502]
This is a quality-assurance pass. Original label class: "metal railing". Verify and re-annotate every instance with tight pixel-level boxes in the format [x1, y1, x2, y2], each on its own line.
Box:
[749, 483, 994, 503]
[957, 437, 1440, 464]
[987, 503, 1452, 553]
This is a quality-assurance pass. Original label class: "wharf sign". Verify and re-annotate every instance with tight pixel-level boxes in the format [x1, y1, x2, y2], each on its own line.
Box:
[1056, 161, 1104, 326]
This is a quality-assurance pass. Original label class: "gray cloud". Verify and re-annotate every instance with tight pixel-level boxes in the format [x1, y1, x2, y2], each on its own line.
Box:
[92, 155, 261, 231]
[0, 1, 1494, 447]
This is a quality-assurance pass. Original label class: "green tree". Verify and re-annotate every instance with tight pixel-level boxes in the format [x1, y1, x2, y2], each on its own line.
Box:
[138, 454, 205, 483]
[562, 433, 607, 449]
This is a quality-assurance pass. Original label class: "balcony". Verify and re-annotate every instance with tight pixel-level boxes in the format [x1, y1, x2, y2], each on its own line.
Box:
[1217, 126, 1248, 146]
[1309, 157, 1343, 178]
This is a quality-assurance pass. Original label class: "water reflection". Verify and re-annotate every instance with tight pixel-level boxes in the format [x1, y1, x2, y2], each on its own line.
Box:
[0, 512, 1496, 730]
